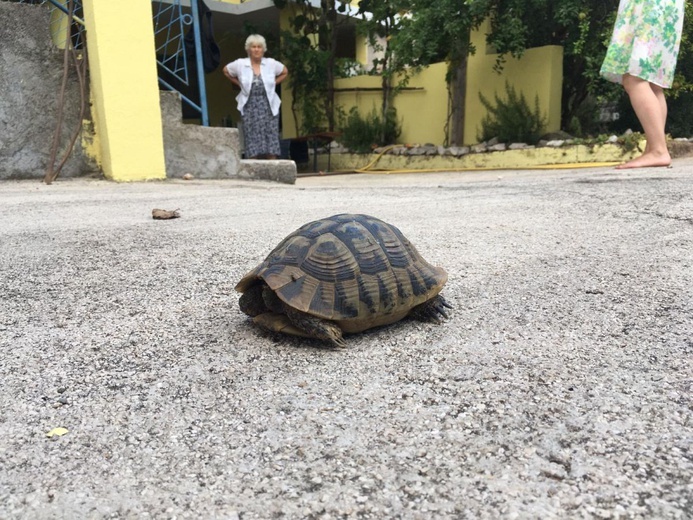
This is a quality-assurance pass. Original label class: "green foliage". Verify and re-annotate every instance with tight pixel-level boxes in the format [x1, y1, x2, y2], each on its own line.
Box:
[573, 132, 644, 156]
[390, 0, 491, 68]
[485, 0, 622, 133]
[274, 0, 693, 141]
[565, 95, 602, 137]
[354, 0, 412, 124]
[277, 29, 331, 134]
[478, 83, 547, 144]
[617, 131, 645, 153]
[379, 0, 494, 145]
[272, 0, 355, 133]
[337, 106, 401, 153]
[665, 94, 693, 137]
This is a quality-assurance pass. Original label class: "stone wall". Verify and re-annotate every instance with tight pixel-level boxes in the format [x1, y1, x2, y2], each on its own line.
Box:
[0, 2, 88, 180]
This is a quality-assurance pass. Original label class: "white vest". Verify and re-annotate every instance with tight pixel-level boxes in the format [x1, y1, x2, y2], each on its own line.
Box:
[225, 57, 284, 116]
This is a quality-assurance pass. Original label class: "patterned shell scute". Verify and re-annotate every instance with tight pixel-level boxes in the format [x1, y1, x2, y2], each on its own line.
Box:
[237, 214, 447, 322]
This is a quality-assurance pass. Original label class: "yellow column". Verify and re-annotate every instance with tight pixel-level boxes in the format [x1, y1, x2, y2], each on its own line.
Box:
[82, 0, 166, 181]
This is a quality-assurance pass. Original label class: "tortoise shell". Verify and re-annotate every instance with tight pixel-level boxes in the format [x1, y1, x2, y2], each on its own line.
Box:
[235, 214, 448, 333]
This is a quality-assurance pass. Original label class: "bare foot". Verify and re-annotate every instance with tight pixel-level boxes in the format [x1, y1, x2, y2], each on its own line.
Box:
[616, 151, 671, 169]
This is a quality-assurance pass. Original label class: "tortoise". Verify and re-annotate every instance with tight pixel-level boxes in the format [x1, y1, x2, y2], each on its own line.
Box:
[235, 214, 451, 347]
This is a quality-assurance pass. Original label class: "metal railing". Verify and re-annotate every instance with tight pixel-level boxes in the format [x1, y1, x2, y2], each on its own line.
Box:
[7, 0, 209, 126]
[7, 0, 85, 50]
[152, 0, 209, 125]
[5, 0, 88, 183]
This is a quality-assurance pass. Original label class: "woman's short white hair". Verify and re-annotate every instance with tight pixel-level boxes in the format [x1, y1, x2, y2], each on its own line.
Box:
[245, 34, 267, 52]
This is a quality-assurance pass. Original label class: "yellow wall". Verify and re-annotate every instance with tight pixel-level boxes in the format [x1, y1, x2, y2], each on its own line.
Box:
[330, 63, 449, 145]
[83, 0, 166, 181]
[200, 9, 562, 147]
[465, 20, 563, 144]
[355, 32, 369, 67]
[330, 41, 562, 146]
[303, 22, 563, 146]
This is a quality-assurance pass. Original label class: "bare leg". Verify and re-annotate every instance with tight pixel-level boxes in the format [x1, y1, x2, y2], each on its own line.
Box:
[644, 84, 667, 154]
[617, 74, 671, 169]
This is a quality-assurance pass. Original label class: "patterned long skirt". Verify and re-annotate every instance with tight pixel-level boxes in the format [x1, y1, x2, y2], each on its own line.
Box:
[600, 0, 685, 88]
[242, 76, 281, 158]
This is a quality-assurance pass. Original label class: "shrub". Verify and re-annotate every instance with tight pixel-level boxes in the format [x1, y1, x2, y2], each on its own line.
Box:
[478, 82, 547, 144]
[337, 106, 401, 153]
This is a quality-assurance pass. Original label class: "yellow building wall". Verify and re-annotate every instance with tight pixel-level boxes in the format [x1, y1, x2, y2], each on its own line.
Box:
[307, 22, 563, 146]
[355, 32, 369, 67]
[330, 63, 449, 145]
[206, 10, 562, 147]
[465, 21, 563, 145]
[83, 0, 166, 181]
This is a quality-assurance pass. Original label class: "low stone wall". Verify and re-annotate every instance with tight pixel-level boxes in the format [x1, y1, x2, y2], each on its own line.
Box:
[0, 2, 88, 180]
[306, 135, 693, 174]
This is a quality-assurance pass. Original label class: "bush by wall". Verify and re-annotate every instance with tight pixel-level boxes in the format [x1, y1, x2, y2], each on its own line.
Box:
[337, 106, 401, 153]
[478, 82, 547, 145]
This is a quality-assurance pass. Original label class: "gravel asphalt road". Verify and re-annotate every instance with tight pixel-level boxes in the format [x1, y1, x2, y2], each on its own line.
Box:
[1, 161, 691, 519]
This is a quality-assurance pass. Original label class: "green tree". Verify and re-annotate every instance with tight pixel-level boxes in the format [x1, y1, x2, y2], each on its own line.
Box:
[387, 0, 492, 146]
[273, 0, 355, 133]
[484, 0, 620, 134]
[353, 0, 411, 143]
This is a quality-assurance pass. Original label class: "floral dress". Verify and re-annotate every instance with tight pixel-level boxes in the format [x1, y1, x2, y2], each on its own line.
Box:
[600, 0, 685, 88]
[243, 73, 281, 158]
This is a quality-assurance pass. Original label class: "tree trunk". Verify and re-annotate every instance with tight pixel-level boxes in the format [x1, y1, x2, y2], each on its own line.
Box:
[381, 73, 390, 144]
[449, 55, 468, 146]
[380, 44, 391, 144]
[323, 0, 337, 132]
[325, 55, 335, 131]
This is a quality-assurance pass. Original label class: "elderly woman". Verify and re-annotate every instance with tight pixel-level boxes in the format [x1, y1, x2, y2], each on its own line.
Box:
[224, 34, 288, 159]
[600, 0, 685, 169]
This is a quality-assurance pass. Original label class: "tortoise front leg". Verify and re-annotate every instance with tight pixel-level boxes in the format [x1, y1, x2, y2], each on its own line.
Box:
[285, 307, 347, 348]
[239, 284, 269, 317]
[253, 313, 315, 338]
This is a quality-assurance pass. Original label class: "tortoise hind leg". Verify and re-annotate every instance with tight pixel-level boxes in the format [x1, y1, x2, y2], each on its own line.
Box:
[410, 294, 452, 322]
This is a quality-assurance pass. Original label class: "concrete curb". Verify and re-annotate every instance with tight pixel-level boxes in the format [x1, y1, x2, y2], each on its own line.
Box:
[239, 159, 297, 184]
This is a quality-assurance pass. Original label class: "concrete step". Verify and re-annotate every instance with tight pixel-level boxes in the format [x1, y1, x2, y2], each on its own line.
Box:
[159, 91, 295, 183]
[238, 159, 296, 184]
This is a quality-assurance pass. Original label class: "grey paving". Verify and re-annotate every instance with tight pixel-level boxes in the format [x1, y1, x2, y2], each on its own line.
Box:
[1, 162, 691, 519]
